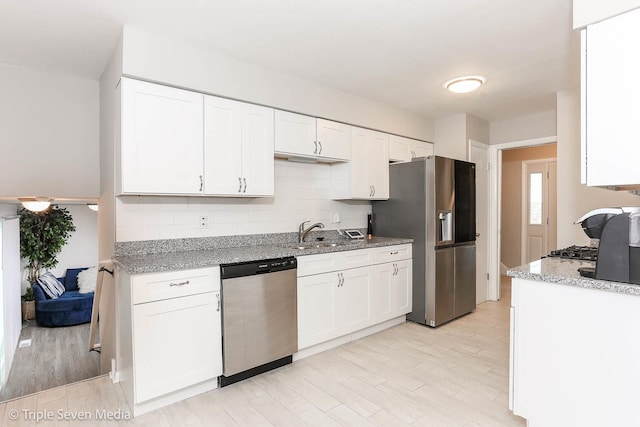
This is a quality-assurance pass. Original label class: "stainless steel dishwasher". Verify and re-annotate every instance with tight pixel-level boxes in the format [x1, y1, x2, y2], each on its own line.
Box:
[219, 257, 298, 387]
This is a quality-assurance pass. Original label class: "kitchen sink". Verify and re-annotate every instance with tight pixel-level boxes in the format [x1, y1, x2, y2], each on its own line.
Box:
[286, 242, 342, 250]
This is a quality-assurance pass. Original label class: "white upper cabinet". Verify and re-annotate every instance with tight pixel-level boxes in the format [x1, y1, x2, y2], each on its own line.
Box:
[388, 135, 434, 162]
[120, 78, 204, 195]
[582, 8, 640, 187]
[203, 96, 274, 196]
[275, 110, 350, 162]
[333, 126, 389, 200]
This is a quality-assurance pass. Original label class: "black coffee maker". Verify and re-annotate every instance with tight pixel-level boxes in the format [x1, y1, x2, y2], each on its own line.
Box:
[575, 208, 640, 283]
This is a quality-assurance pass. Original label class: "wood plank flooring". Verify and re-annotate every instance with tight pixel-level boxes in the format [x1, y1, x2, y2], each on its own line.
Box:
[0, 277, 524, 426]
[0, 321, 100, 402]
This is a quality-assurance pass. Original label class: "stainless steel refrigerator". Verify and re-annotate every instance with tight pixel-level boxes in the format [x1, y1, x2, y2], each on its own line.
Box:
[372, 156, 476, 327]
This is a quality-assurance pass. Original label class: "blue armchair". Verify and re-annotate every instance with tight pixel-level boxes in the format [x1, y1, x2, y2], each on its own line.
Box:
[32, 268, 95, 327]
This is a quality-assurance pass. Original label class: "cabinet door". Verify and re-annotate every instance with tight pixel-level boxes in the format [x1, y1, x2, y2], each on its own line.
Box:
[373, 263, 394, 323]
[274, 110, 317, 157]
[349, 127, 374, 198]
[297, 272, 341, 349]
[586, 9, 640, 186]
[241, 103, 274, 196]
[203, 96, 243, 195]
[121, 78, 204, 195]
[412, 141, 434, 159]
[367, 130, 389, 199]
[393, 259, 412, 317]
[316, 119, 351, 161]
[388, 135, 412, 162]
[340, 266, 374, 334]
[133, 292, 221, 403]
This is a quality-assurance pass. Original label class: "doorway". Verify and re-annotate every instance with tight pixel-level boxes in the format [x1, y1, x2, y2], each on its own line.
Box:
[501, 145, 557, 269]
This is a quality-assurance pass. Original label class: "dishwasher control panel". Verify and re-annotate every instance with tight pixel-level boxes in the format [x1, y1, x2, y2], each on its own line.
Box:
[221, 257, 297, 279]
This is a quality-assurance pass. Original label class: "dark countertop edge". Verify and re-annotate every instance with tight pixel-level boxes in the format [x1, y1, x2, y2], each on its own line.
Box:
[507, 258, 640, 297]
[114, 237, 413, 275]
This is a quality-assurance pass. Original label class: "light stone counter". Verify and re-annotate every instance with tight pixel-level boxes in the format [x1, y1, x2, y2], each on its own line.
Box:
[114, 235, 412, 274]
[507, 257, 640, 296]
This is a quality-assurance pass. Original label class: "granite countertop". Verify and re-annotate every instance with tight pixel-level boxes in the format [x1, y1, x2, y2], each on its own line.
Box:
[507, 257, 640, 296]
[114, 236, 412, 274]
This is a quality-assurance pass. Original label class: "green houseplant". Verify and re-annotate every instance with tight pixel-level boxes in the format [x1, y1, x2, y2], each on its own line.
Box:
[18, 205, 76, 286]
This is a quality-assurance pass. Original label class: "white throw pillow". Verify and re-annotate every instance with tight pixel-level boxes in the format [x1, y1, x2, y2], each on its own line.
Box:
[77, 267, 98, 293]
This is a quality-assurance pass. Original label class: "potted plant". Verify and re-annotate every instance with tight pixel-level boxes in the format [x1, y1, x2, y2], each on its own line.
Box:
[18, 205, 76, 319]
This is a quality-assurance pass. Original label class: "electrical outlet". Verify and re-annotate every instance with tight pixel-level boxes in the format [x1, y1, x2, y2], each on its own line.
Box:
[330, 212, 341, 224]
[198, 215, 209, 228]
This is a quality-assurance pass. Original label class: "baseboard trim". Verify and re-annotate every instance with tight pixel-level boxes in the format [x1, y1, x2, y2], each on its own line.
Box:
[293, 316, 406, 361]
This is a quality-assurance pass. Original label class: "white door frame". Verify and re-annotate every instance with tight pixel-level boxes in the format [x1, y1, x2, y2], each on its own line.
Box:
[488, 136, 557, 301]
[468, 139, 490, 304]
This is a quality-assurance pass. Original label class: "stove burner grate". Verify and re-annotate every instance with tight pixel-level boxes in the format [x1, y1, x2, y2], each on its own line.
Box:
[548, 245, 598, 261]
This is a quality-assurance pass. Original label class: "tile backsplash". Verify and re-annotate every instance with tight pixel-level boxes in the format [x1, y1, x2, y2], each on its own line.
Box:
[116, 159, 372, 242]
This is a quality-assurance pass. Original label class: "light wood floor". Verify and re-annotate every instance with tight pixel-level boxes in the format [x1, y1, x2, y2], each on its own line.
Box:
[0, 277, 523, 426]
[0, 321, 100, 402]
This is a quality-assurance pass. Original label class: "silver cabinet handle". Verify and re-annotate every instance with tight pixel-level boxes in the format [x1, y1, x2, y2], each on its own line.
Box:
[411, 150, 416, 159]
[313, 141, 318, 155]
[238, 177, 242, 192]
[391, 251, 399, 255]
[395, 263, 398, 275]
[216, 292, 220, 312]
[169, 280, 190, 287]
[369, 185, 373, 197]
[318, 141, 323, 155]
[373, 186, 376, 197]
[392, 263, 396, 275]
[243, 178, 247, 193]
[199, 175, 203, 191]
[337, 273, 341, 287]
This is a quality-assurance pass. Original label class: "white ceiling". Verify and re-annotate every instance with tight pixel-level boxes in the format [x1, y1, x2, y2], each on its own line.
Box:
[0, 0, 579, 122]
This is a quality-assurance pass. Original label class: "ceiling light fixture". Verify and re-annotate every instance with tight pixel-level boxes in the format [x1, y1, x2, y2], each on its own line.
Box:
[18, 197, 52, 212]
[87, 203, 99, 212]
[444, 76, 485, 94]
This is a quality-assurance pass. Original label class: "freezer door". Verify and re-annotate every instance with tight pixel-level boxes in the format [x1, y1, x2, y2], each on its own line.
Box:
[433, 247, 455, 326]
[454, 244, 476, 317]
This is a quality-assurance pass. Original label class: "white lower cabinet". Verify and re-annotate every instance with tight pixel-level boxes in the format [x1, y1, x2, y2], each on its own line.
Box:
[297, 244, 412, 350]
[297, 266, 373, 349]
[117, 267, 222, 415]
[373, 259, 412, 323]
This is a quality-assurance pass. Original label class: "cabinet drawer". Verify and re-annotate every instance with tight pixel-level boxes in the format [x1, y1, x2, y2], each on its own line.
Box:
[297, 248, 372, 277]
[373, 244, 412, 264]
[132, 267, 220, 305]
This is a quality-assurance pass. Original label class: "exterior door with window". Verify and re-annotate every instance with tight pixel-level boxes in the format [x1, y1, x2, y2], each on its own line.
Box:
[523, 161, 554, 263]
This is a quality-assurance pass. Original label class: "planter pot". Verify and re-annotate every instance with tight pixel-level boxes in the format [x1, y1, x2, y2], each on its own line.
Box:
[22, 300, 35, 321]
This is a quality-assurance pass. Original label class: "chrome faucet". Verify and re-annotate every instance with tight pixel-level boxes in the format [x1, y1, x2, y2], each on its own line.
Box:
[298, 221, 325, 243]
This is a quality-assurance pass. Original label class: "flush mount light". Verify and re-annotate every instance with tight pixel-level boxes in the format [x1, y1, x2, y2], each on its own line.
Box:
[18, 197, 52, 212]
[444, 76, 485, 94]
[87, 203, 99, 212]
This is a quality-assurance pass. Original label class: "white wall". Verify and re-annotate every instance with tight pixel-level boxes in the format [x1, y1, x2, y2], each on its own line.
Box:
[1, 217, 21, 389]
[121, 26, 435, 142]
[434, 114, 467, 160]
[490, 110, 557, 145]
[0, 63, 99, 199]
[51, 205, 99, 281]
[434, 114, 489, 160]
[556, 88, 640, 246]
[573, 0, 640, 27]
[116, 159, 370, 241]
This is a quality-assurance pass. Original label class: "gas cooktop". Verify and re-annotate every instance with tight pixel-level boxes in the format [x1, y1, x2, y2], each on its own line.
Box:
[548, 245, 598, 261]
